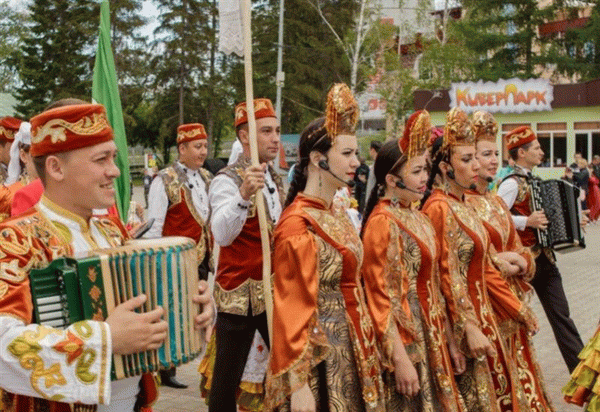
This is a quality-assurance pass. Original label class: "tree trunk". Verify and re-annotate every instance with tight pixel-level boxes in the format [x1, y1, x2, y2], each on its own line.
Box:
[350, 0, 367, 93]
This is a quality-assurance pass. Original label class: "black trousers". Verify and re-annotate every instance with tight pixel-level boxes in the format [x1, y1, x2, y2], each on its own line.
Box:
[530, 251, 584, 373]
[208, 310, 270, 412]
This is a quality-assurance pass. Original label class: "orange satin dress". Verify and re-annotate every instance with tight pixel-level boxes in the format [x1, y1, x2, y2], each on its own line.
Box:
[422, 189, 527, 412]
[0, 181, 24, 221]
[466, 191, 554, 411]
[265, 194, 384, 412]
[361, 199, 466, 412]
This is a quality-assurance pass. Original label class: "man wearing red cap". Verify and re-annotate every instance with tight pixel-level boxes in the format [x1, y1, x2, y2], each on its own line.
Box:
[207, 98, 283, 411]
[0, 103, 214, 412]
[145, 122, 213, 389]
[497, 125, 583, 373]
[0, 116, 23, 185]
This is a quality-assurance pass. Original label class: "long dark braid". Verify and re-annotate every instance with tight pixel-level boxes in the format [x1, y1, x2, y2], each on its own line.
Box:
[361, 140, 405, 234]
[284, 117, 332, 208]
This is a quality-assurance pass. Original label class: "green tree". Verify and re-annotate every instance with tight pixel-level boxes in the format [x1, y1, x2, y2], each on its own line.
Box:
[12, 0, 99, 117]
[0, 2, 29, 93]
[456, 0, 556, 81]
[551, 0, 600, 81]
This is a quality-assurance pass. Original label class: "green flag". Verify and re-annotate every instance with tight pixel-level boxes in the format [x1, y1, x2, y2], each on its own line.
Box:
[92, 0, 130, 221]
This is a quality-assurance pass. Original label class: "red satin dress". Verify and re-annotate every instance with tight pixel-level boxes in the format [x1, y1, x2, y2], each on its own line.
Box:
[422, 189, 528, 412]
[466, 190, 554, 411]
[265, 194, 384, 411]
[587, 173, 600, 221]
[361, 199, 467, 412]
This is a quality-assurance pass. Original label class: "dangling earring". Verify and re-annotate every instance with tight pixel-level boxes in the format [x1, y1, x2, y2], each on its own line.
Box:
[442, 179, 451, 194]
[318, 171, 322, 193]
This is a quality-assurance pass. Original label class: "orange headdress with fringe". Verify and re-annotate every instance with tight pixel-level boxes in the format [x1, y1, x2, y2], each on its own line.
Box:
[400, 110, 431, 159]
[325, 83, 359, 145]
[442, 107, 475, 152]
[472, 111, 498, 143]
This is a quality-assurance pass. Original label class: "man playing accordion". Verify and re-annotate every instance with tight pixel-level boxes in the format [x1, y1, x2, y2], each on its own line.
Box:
[497, 126, 584, 373]
[0, 100, 214, 412]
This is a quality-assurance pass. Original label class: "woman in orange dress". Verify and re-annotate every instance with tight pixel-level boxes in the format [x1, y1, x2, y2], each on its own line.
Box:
[265, 84, 384, 412]
[361, 111, 466, 412]
[421, 107, 530, 412]
[465, 111, 553, 411]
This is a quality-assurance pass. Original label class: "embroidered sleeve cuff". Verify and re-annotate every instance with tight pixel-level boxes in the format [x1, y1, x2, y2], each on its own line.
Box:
[265, 317, 331, 410]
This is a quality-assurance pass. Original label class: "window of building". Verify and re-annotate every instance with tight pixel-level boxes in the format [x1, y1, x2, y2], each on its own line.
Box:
[537, 122, 567, 167]
[574, 121, 600, 161]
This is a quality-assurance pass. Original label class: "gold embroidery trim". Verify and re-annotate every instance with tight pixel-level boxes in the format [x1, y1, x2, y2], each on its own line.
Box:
[214, 279, 264, 316]
[32, 113, 109, 144]
[0, 126, 16, 140]
[7, 326, 67, 401]
[177, 129, 204, 141]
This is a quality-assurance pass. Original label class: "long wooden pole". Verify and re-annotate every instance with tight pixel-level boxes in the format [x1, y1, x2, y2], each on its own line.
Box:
[241, 0, 273, 344]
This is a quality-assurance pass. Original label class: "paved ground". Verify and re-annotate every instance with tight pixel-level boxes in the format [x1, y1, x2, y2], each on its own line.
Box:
[133, 185, 599, 412]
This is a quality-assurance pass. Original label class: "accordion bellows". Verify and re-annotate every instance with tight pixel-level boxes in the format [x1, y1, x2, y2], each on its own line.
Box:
[30, 236, 203, 380]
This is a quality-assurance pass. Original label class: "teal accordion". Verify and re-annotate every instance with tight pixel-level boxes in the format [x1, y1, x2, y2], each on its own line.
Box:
[29, 236, 203, 380]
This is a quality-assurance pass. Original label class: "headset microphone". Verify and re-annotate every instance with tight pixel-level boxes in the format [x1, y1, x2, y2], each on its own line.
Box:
[318, 160, 355, 188]
[318, 160, 330, 171]
[446, 169, 477, 191]
[395, 180, 423, 195]
[485, 176, 494, 183]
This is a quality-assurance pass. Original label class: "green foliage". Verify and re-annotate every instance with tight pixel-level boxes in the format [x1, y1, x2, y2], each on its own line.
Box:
[0, 2, 29, 93]
[551, 0, 600, 81]
[455, 0, 556, 81]
[12, 0, 99, 117]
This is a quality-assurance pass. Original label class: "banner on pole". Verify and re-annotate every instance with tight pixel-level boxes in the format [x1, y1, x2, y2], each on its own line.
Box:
[219, 0, 244, 56]
[92, 0, 130, 220]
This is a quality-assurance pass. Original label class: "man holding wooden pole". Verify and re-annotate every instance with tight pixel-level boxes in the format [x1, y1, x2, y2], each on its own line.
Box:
[207, 99, 283, 411]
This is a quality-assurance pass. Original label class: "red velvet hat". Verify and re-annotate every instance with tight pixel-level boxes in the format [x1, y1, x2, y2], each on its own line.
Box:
[234, 98, 276, 128]
[177, 123, 207, 144]
[506, 126, 536, 151]
[30, 104, 113, 157]
[0, 117, 23, 143]
[400, 110, 430, 159]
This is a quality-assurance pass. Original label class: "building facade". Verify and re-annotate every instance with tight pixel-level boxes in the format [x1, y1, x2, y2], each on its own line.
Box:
[414, 78, 600, 178]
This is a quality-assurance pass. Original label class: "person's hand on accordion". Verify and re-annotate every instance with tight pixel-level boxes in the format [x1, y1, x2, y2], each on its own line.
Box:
[526, 210, 548, 230]
[106, 294, 169, 355]
[193, 280, 215, 342]
[581, 210, 590, 230]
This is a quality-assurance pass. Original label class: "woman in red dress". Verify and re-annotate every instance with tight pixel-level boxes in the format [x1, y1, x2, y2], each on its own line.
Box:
[265, 84, 384, 412]
[586, 165, 600, 221]
[421, 107, 529, 412]
[361, 110, 467, 412]
[466, 110, 553, 411]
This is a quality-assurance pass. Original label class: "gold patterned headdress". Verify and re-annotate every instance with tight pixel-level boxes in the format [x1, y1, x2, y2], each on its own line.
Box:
[442, 107, 475, 152]
[471, 111, 498, 143]
[400, 110, 431, 159]
[325, 83, 359, 145]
